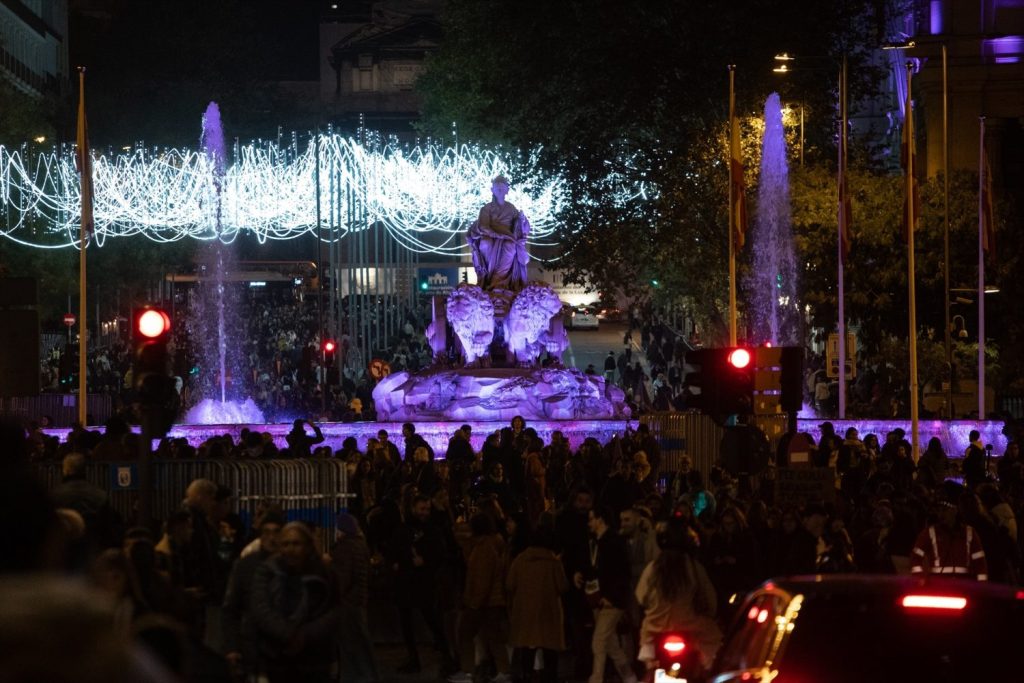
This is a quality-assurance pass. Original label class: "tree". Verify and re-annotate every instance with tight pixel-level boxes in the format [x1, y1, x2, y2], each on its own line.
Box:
[416, 0, 888, 341]
[0, 76, 58, 148]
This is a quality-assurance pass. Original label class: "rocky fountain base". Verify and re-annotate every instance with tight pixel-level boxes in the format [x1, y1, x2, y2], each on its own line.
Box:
[374, 366, 630, 421]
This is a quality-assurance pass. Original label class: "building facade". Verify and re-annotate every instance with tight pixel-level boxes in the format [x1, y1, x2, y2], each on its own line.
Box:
[906, 0, 1023, 188]
[319, 0, 442, 137]
[0, 0, 68, 96]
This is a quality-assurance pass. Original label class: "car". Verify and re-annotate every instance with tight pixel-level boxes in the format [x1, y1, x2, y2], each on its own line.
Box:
[708, 575, 1024, 683]
[568, 307, 599, 330]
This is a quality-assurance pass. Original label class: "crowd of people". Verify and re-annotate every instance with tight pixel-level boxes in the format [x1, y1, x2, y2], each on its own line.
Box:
[4, 410, 1024, 682]
[40, 288, 433, 424]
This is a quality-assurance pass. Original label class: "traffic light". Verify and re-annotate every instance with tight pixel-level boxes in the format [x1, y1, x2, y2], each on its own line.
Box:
[322, 338, 337, 364]
[752, 346, 804, 415]
[682, 348, 714, 413]
[687, 345, 804, 421]
[753, 346, 783, 415]
[719, 347, 754, 417]
[683, 347, 754, 420]
[132, 306, 178, 436]
[779, 346, 804, 413]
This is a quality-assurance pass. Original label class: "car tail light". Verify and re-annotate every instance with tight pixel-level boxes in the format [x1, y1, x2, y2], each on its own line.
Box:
[661, 634, 686, 654]
[901, 595, 967, 610]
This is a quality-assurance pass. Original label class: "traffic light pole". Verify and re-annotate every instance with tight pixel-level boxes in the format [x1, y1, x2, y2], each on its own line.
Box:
[138, 422, 153, 530]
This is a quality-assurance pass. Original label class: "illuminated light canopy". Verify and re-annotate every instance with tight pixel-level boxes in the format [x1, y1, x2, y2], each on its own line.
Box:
[0, 135, 651, 253]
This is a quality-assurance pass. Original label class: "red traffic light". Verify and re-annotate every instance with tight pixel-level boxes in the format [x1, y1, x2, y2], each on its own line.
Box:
[323, 339, 337, 353]
[136, 308, 171, 338]
[728, 348, 751, 369]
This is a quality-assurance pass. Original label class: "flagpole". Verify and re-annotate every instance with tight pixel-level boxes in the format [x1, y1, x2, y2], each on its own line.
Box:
[728, 64, 737, 346]
[77, 67, 88, 426]
[942, 44, 953, 419]
[906, 61, 920, 462]
[978, 117, 986, 420]
[837, 56, 847, 419]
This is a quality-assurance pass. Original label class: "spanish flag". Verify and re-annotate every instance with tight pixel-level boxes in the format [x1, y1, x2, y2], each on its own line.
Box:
[838, 135, 851, 260]
[730, 114, 747, 249]
[900, 95, 919, 243]
[980, 121, 996, 261]
[76, 68, 93, 240]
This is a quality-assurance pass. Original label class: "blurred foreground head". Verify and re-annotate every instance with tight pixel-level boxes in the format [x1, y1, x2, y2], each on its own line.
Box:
[0, 576, 173, 682]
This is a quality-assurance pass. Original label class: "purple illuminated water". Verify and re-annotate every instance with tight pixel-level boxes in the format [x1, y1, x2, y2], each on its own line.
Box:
[748, 93, 799, 346]
[185, 103, 264, 424]
[185, 397, 266, 425]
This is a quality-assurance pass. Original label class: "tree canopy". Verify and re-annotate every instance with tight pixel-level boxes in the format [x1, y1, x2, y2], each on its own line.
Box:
[416, 0, 889, 339]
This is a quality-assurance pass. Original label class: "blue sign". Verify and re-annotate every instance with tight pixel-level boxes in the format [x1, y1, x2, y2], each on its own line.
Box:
[111, 464, 138, 490]
[417, 267, 460, 295]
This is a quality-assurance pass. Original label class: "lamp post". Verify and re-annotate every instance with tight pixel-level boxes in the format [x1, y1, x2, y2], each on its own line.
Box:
[942, 44, 951, 419]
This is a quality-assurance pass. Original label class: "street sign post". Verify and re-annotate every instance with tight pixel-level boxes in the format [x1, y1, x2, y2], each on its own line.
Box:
[826, 332, 856, 379]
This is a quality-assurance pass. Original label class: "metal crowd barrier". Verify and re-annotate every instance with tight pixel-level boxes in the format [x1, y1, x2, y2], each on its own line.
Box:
[2, 393, 113, 427]
[640, 411, 721, 477]
[33, 459, 350, 549]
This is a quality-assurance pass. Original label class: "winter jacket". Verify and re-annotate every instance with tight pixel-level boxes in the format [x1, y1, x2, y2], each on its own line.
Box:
[506, 546, 567, 650]
[249, 556, 340, 670]
[462, 533, 507, 609]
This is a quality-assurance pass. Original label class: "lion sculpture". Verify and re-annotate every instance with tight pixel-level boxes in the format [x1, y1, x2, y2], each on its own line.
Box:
[505, 284, 565, 365]
[446, 284, 495, 365]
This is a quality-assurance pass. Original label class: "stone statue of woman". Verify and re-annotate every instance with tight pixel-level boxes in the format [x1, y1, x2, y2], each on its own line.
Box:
[467, 175, 531, 292]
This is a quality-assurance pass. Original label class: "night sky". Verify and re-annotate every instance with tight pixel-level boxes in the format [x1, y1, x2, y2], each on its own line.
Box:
[66, 0, 328, 145]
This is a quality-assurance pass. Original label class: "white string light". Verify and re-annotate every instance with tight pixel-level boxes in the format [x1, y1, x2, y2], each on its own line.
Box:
[0, 135, 584, 254]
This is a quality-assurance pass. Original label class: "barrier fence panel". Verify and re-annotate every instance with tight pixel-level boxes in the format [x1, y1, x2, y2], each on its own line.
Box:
[32, 459, 350, 550]
[2, 393, 112, 427]
[640, 411, 723, 478]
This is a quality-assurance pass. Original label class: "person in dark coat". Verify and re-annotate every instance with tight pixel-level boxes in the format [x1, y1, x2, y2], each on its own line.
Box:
[507, 528, 568, 683]
[574, 505, 637, 683]
[331, 512, 379, 683]
[50, 452, 121, 548]
[703, 507, 758, 614]
[222, 507, 285, 678]
[402, 423, 434, 462]
[386, 494, 457, 675]
[249, 522, 340, 683]
[446, 425, 476, 503]
[917, 437, 948, 490]
[285, 419, 324, 458]
[473, 462, 520, 517]
[963, 430, 988, 490]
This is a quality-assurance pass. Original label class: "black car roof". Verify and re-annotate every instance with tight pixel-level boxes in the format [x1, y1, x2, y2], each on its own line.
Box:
[756, 574, 1022, 601]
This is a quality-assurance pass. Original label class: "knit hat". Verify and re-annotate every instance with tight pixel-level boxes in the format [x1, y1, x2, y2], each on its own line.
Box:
[938, 480, 965, 509]
[336, 511, 361, 537]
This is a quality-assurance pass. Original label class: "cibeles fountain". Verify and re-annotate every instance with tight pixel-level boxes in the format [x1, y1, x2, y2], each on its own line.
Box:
[373, 175, 631, 421]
